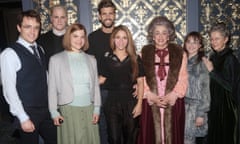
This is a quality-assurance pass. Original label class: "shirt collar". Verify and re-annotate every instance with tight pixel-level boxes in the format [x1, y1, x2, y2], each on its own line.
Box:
[17, 36, 37, 52]
[52, 28, 66, 36]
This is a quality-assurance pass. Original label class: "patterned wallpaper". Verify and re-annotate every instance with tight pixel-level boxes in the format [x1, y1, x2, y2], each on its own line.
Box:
[33, 0, 78, 34]
[33, 0, 240, 53]
[200, 0, 240, 51]
[91, 0, 186, 52]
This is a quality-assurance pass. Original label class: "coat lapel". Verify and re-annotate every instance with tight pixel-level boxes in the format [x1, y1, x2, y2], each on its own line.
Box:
[62, 51, 74, 90]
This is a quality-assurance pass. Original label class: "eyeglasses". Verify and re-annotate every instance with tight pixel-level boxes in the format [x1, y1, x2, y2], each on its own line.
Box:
[21, 25, 40, 31]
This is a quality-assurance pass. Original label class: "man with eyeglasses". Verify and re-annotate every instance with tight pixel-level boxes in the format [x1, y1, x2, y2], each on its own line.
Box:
[0, 10, 57, 144]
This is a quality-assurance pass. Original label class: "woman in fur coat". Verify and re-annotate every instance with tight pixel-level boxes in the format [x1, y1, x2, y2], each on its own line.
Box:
[139, 16, 188, 144]
[183, 32, 210, 144]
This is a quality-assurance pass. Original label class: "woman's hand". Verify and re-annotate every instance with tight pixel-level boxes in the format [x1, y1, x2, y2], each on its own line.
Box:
[146, 91, 168, 108]
[163, 91, 178, 106]
[132, 84, 138, 98]
[99, 76, 106, 85]
[132, 103, 142, 118]
[202, 57, 214, 72]
[92, 114, 99, 124]
[195, 117, 204, 127]
[53, 116, 64, 126]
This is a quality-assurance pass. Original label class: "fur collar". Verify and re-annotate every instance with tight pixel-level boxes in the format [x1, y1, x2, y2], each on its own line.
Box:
[141, 43, 183, 94]
[141, 43, 184, 144]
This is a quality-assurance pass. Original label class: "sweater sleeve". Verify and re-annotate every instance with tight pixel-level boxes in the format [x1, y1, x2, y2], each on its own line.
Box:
[172, 52, 188, 98]
[91, 56, 101, 114]
[48, 56, 60, 118]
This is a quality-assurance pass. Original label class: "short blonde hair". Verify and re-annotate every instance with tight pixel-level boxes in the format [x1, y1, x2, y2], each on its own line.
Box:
[50, 5, 67, 17]
[62, 23, 89, 51]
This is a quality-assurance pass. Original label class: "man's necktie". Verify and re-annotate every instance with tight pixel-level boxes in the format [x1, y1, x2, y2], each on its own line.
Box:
[156, 48, 168, 81]
[30, 45, 41, 64]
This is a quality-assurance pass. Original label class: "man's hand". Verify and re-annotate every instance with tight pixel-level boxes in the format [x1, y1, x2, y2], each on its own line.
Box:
[21, 119, 35, 132]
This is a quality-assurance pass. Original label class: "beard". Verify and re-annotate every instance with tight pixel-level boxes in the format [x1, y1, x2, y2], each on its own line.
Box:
[101, 19, 114, 28]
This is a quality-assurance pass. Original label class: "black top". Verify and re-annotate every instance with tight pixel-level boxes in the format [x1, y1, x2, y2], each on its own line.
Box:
[37, 30, 64, 67]
[209, 48, 240, 106]
[100, 51, 145, 95]
[207, 47, 240, 144]
[87, 28, 112, 72]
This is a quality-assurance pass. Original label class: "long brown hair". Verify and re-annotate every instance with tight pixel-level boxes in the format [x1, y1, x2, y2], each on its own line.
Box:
[110, 25, 139, 81]
[183, 31, 205, 63]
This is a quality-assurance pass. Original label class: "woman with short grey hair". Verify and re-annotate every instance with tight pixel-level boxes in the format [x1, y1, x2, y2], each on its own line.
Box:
[202, 22, 240, 144]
